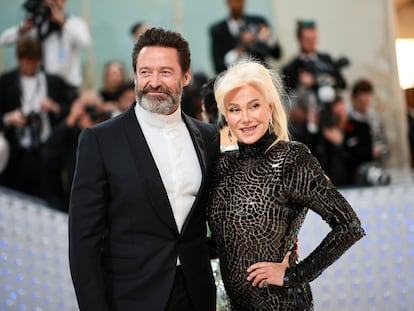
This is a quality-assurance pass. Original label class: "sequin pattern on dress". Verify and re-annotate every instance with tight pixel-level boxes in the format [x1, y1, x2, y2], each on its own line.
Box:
[207, 132, 365, 311]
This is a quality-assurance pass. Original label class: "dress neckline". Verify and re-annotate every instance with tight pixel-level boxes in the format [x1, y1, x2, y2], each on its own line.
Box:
[237, 131, 277, 160]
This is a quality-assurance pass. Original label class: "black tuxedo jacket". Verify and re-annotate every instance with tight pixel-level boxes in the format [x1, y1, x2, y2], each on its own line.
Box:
[69, 103, 220, 311]
[210, 15, 281, 74]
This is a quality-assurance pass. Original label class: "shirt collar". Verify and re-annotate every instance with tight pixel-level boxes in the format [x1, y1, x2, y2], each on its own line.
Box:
[135, 102, 182, 128]
[299, 53, 318, 62]
[350, 109, 368, 122]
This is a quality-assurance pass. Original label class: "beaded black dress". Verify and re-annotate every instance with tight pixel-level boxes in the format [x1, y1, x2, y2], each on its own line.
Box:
[207, 132, 365, 311]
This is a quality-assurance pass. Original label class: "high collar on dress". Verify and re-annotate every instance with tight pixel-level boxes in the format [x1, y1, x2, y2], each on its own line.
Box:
[237, 131, 277, 160]
[135, 102, 182, 128]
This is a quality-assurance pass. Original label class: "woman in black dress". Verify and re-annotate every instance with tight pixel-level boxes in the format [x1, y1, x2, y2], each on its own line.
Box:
[207, 60, 365, 310]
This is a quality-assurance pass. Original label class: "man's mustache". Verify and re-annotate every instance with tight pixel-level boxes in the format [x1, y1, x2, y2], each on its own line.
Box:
[141, 86, 172, 96]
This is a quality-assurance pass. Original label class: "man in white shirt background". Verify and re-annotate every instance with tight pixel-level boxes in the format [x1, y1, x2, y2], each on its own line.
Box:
[0, 0, 91, 91]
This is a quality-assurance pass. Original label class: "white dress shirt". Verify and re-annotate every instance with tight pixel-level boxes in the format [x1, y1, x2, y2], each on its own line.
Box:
[135, 103, 202, 234]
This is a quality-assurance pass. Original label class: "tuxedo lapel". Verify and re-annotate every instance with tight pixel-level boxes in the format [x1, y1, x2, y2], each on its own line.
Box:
[180, 114, 208, 234]
[122, 104, 179, 235]
[183, 114, 208, 176]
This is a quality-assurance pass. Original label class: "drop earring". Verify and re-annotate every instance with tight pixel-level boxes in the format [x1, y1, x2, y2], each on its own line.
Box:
[228, 128, 233, 142]
[269, 118, 274, 134]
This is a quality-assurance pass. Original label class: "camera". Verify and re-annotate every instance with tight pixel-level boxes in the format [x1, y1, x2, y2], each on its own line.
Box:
[23, 0, 50, 25]
[16, 111, 42, 149]
[302, 57, 349, 105]
[318, 96, 343, 129]
[357, 162, 391, 186]
[84, 104, 109, 122]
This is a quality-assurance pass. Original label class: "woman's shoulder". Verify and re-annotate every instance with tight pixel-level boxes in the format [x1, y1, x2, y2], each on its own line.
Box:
[269, 140, 311, 157]
[212, 149, 239, 175]
[217, 148, 239, 163]
[265, 141, 316, 173]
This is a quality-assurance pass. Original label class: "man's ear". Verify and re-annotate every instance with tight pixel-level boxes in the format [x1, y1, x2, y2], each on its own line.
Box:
[183, 70, 191, 87]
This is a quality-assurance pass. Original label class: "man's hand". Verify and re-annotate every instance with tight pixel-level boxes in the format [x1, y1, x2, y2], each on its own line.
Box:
[44, 0, 66, 26]
[40, 97, 60, 115]
[4, 109, 27, 128]
[323, 127, 344, 145]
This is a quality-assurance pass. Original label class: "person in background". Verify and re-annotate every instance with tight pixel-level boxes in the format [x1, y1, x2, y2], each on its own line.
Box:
[317, 96, 359, 187]
[207, 60, 364, 310]
[0, 0, 91, 90]
[130, 21, 151, 42]
[0, 35, 73, 202]
[350, 79, 389, 165]
[200, 78, 238, 152]
[99, 60, 130, 105]
[69, 27, 219, 311]
[109, 80, 136, 117]
[181, 71, 209, 121]
[282, 20, 348, 110]
[42, 90, 109, 211]
[210, 0, 282, 74]
[346, 80, 391, 186]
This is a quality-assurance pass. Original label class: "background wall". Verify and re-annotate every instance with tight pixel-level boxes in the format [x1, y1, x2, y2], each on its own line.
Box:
[0, 0, 411, 170]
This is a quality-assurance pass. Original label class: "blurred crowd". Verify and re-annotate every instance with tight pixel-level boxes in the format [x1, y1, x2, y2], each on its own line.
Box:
[0, 0, 412, 212]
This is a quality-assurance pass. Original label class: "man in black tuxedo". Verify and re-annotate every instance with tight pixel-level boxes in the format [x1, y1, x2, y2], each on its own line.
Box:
[0, 35, 73, 199]
[282, 20, 347, 108]
[69, 28, 219, 310]
[210, 0, 282, 74]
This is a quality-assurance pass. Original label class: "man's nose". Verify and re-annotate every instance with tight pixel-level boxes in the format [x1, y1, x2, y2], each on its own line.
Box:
[149, 73, 161, 87]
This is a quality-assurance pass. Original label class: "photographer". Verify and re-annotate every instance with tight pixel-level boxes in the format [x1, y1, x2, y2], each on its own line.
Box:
[0, 36, 74, 200]
[42, 90, 109, 211]
[210, 0, 282, 74]
[349, 79, 391, 186]
[317, 95, 390, 188]
[283, 20, 348, 109]
[0, 0, 91, 90]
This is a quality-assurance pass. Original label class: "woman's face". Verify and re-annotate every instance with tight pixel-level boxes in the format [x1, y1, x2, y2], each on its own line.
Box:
[105, 63, 125, 88]
[223, 84, 273, 145]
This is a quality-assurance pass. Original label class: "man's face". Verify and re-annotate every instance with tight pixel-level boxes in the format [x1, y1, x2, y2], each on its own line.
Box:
[18, 57, 40, 76]
[332, 99, 348, 125]
[134, 46, 190, 115]
[227, 0, 245, 18]
[299, 28, 318, 54]
[353, 92, 373, 114]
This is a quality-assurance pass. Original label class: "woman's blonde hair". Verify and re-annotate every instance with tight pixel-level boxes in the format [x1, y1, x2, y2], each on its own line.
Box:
[214, 59, 290, 144]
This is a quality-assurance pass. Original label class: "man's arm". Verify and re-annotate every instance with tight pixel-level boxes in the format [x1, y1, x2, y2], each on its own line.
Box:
[68, 127, 109, 311]
[63, 16, 91, 47]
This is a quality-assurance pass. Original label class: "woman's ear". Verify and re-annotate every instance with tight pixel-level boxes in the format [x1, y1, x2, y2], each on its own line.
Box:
[269, 102, 274, 114]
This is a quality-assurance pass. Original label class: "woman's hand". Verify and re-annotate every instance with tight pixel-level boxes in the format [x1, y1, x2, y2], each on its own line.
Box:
[246, 251, 291, 288]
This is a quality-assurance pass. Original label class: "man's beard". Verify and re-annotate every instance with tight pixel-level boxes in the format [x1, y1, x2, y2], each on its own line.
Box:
[136, 85, 182, 115]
